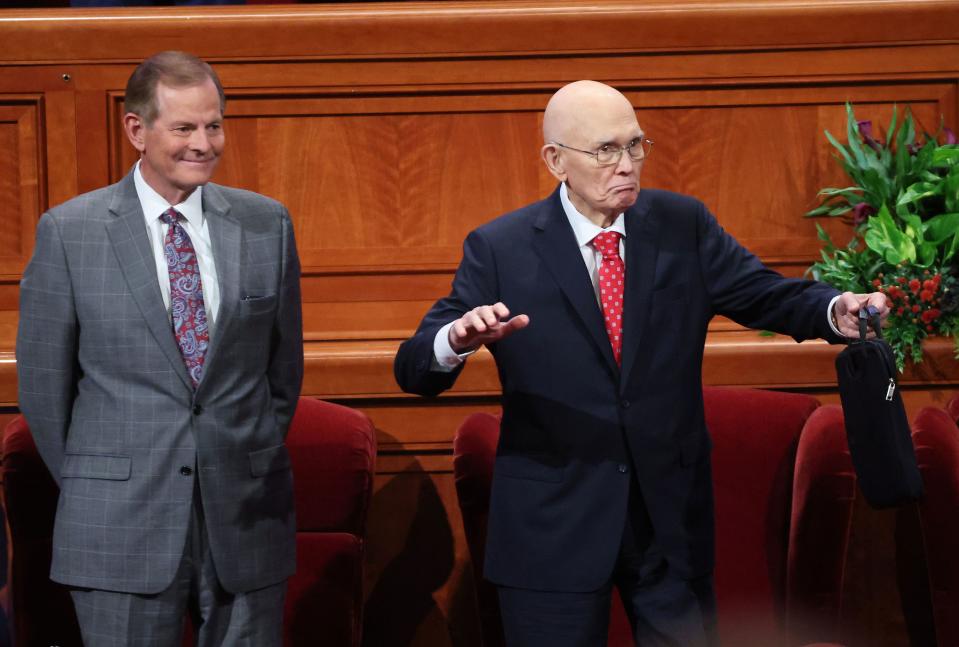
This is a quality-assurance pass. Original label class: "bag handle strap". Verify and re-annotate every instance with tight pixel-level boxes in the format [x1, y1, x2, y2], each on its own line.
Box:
[857, 304, 883, 341]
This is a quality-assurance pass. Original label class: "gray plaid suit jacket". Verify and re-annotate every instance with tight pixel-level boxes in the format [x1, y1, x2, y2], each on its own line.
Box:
[16, 170, 304, 595]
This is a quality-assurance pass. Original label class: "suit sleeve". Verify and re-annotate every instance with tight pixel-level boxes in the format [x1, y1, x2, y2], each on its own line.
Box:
[696, 204, 843, 343]
[394, 228, 499, 397]
[268, 209, 304, 437]
[16, 213, 78, 484]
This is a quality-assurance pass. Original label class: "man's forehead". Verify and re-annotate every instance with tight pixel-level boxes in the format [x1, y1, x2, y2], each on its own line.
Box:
[572, 112, 643, 145]
[154, 81, 222, 117]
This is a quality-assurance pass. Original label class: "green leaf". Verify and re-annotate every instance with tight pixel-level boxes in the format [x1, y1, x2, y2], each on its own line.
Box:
[894, 108, 917, 181]
[924, 212, 959, 263]
[863, 205, 915, 264]
[844, 103, 870, 170]
[885, 105, 898, 148]
[932, 146, 959, 165]
[817, 186, 864, 197]
[943, 167, 959, 213]
[859, 167, 889, 203]
[825, 129, 856, 170]
[923, 212, 959, 244]
[916, 242, 937, 267]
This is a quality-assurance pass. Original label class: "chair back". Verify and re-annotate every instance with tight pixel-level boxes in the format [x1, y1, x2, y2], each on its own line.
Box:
[452, 412, 506, 647]
[1, 415, 81, 647]
[283, 397, 377, 647]
[911, 406, 959, 646]
[784, 405, 858, 644]
[945, 396, 959, 425]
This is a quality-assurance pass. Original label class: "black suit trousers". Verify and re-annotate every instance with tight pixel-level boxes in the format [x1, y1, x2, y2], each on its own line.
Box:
[497, 476, 718, 647]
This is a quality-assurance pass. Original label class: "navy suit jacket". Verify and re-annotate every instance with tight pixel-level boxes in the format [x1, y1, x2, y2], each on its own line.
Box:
[395, 186, 841, 592]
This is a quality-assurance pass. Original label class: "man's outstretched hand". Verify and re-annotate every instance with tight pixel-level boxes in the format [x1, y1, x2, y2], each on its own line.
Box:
[449, 302, 530, 353]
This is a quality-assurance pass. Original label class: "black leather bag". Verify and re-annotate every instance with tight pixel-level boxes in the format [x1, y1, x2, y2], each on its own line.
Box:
[835, 306, 923, 508]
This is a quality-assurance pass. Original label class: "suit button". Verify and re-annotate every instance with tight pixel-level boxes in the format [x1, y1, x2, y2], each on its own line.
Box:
[180, 466, 193, 476]
[620, 399, 630, 409]
[618, 464, 629, 473]
[192, 404, 203, 415]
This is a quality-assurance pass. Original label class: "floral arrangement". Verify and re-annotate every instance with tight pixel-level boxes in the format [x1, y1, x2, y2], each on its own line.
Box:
[806, 103, 959, 369]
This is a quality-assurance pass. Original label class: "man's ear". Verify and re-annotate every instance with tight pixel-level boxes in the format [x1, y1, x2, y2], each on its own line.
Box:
[123, 112, 147, 153]
[541, 144, 567, 182]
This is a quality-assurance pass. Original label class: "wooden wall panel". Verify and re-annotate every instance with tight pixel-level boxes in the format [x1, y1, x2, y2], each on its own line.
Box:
[1, 2, 959, 646]
[0, 98, 41, 278]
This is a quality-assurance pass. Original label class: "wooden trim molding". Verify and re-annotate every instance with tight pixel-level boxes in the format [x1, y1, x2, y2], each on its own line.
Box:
[1, 1, 958, 62]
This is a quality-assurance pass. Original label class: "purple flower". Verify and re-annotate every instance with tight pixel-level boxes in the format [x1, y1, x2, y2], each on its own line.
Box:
[945, 127, 956, 145]
[857, 120, 883, 152]
[851, 202, 875, 225]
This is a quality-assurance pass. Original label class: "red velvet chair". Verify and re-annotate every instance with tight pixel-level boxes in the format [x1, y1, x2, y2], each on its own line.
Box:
[283, 397, 377, 647]
[910, 406, 959, 647]
[781, 404, 858, 645]
[1, 415, 80, 647]
[945, 395, 959, 425]
[0, 396, 376, 647]
[453, 387, 854, 646]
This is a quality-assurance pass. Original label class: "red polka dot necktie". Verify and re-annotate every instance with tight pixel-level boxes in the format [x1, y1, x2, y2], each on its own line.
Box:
[591, 230, 625, 366]
[160, 208, 209, 388]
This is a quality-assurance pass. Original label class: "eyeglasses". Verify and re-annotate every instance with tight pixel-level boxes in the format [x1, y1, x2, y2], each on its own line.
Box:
[550, 137, 653, 166]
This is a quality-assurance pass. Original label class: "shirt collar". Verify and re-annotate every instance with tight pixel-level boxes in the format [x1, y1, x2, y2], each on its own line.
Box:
[559, 182, 626, 247]
[133, 160, 205, 228]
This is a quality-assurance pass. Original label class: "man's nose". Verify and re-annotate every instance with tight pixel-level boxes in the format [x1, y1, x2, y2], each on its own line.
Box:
[188, 129, 211, 152]
[615, 149, 635, 173]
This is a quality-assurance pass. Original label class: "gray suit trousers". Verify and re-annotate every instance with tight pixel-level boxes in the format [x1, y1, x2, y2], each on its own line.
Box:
[70, 485, 286, 647]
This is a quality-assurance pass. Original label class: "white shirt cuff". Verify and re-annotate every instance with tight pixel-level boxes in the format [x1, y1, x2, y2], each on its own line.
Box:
[827, 295, 845, 337]
[431, 321, 477, 372]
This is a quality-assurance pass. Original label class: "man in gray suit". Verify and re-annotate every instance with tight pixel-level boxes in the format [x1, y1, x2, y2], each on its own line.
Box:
[16, 51, 303, 645]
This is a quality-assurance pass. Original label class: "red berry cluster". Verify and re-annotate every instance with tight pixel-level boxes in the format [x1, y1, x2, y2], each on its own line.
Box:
[873, 270, 943, 332]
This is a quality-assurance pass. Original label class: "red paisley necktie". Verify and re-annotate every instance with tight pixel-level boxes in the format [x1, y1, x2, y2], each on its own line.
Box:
[591, 230, 625, 366]
[160, 208, 209, 387]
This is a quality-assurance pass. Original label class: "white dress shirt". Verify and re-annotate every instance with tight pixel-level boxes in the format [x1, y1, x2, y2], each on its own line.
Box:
[133, 161, 221, 336]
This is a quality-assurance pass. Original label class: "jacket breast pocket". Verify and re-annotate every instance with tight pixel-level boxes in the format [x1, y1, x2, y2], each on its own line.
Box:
[60, 453, 132, 480]
[495, 454, 565, 483]
[249, 444, 291, 477]
[239, 294, 277, 317]
[650, 283, 688, 309]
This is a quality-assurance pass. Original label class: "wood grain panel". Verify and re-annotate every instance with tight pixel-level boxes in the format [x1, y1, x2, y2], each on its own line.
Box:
[104, 80, 959, 284]
[0, 99, 41, 278]
[112, 97, 545, 272]
[2, 1, 958, 61]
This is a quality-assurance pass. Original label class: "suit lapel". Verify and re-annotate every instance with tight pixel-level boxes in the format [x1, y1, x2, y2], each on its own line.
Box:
[104, 173, 193, 391]
[620, 191, 660, 390]
[532, 189, 619, 377]
[197, 183, 240, 391]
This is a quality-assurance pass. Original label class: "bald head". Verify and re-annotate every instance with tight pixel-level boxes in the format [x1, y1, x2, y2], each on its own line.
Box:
[542, 80, 636, 145]
[540, 81, 645, 227]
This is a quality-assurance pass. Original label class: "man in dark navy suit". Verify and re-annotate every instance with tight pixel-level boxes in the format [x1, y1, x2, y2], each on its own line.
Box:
[394, 80, 887, 646]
